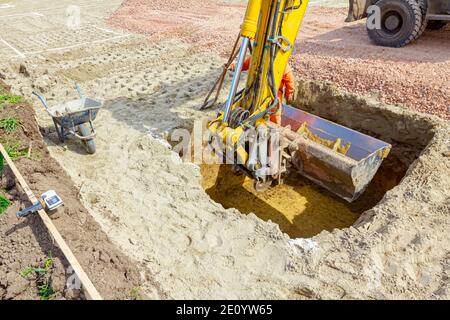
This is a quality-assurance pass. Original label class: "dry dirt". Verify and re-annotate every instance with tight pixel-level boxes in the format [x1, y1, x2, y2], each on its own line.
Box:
[0, 0, 449, 300]
[109, 0, 450, 119]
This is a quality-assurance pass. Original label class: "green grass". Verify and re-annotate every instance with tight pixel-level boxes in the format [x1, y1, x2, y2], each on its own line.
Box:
[20, 253, 54, 278]
[20, 252, 55, 300]
[0, 94, 22, 105]
[0, 117, 20, 133]
[131, 287, 143, 300]
[37, 283, 55, 300]
[0, 194, 10, 215]
[19, 266, 46, 278]
[3, 142, 27, 160]
[43, 254, 54, 270]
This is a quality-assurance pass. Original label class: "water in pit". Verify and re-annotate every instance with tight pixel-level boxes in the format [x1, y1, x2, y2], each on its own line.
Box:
[201, 164, 403, 238]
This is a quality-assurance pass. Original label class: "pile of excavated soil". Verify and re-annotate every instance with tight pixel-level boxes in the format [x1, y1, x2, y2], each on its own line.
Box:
[108, 1, 450, 119]
[1, 0, 449, 300]
[290, 7, 450, 120]
[0, 82, 158, 300]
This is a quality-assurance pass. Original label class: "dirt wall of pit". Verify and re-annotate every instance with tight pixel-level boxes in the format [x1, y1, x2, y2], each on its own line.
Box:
[287, 81, 450, 299]
[0, 0, 448, 299]
[292, 80, 440, 171]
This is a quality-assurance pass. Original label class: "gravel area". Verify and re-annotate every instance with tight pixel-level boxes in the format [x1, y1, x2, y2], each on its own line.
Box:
[108, 1, 450, 119]
[1, 0, 449, 300]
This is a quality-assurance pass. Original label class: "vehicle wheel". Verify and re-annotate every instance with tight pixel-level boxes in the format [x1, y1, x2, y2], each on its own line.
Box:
[78, 124, 96, 154]
[426, 21, 448, 30]
[367, 0, 423, 47]
[415, 0, 428, 39]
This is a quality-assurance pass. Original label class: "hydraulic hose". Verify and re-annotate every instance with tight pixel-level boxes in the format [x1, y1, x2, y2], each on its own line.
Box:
[244, 0, 283, 125]
[222, 37, 250, 124]
[266, 0, 282, 116]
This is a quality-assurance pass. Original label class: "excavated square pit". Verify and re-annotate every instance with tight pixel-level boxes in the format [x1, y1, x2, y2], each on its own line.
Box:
[200, 81, 436, 238]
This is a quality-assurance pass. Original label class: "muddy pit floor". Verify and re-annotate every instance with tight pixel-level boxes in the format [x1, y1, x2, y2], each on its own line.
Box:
[0, 0, 449, 299]
[201, 164, 403, 239]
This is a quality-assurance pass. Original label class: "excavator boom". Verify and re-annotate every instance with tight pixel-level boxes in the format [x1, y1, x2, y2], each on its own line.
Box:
[206, 0, 391, 202]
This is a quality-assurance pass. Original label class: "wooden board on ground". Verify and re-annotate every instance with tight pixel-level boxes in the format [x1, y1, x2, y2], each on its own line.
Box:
[0, 143, 102, 300]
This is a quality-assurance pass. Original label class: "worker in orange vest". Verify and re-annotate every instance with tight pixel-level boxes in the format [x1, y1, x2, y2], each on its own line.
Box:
[229, 56, 295, 125]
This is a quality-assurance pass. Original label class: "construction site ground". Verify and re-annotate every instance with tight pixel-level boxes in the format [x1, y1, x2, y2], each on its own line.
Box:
[0, 0, 449, 299]
[0, 82, 156, 299]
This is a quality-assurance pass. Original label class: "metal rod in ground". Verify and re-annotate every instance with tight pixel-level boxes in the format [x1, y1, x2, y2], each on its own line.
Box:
[201, 34, 241, 110]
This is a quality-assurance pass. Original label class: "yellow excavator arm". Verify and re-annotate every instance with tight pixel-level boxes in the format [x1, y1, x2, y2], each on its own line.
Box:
[206, 0, 391, 202]
[241, 0, 308, 114]
[209, 0, 308, 162]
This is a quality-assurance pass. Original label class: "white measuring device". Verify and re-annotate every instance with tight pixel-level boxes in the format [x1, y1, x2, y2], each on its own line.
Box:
[16, 190, 63, 218]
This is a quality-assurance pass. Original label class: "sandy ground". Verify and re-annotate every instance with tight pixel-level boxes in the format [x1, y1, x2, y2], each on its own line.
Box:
[0, 83, 155, 300]
[0, 0, 449, 300]
[109, 0, 450, 119]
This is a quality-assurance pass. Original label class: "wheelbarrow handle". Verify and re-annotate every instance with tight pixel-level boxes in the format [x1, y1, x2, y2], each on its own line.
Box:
[74, 83, 84, 99]
[32, 91, 51, 112]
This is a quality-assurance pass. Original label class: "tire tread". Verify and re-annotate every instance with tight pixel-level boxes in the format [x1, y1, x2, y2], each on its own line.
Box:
[368, 0, 423, 47]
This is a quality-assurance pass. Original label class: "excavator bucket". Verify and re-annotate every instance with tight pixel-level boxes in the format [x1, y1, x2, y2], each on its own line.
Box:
[281, 105, 391, 202]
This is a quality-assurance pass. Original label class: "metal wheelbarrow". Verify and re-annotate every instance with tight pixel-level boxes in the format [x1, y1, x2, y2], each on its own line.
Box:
[32, 84, 102, 154]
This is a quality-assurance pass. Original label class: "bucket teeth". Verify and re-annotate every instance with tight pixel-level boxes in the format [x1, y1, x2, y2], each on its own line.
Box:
[296, 121, 352, 156]
[281, 106, 392, 202]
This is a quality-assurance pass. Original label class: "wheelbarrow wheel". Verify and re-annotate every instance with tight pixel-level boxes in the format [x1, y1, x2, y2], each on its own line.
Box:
[78, 124, 96, 154]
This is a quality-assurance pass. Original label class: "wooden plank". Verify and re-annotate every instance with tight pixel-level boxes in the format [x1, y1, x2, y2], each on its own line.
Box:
[0, 143, 102, 300]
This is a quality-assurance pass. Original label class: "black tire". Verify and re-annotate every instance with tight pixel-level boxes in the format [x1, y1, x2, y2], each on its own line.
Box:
[78, 124, 96, 154]
[426, 20, 448, 30]
[367, 0, 423, 47]
[415, 0, 428, 39]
